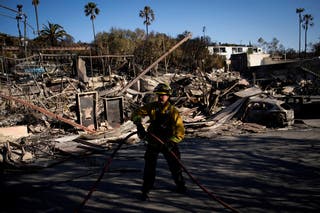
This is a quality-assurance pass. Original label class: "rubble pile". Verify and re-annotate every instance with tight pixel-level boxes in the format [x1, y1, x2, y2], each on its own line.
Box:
[251, 57, 320, 96]
[1, 54, 319, 170]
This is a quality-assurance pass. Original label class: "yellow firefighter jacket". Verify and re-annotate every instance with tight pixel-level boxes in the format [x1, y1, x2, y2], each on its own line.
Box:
[131, 101, 185, 143]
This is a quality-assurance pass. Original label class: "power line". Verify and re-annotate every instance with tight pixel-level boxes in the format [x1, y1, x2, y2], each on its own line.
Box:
[0, 4, 21, 14]
[0, 5, 36, 36]
[0, 12, 16, 20]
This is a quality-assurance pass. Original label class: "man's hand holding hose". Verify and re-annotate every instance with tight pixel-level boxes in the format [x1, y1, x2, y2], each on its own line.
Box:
[135, 122, 176, 152]
[136, 122, 147, 140]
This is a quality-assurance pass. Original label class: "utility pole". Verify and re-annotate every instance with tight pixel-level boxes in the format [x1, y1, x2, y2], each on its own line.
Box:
[17, 5, 28, 58]
[202, 26, 206, 44]
[16, 4, 23, 45]
[0, 4, 28, 57]
[18, 5, 28, 58]
[23, 14, 28, 57]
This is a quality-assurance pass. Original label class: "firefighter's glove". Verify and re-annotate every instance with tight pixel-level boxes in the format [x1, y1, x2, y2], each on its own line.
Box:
[136, 123, 147, 140]
[164, 140, 176, 152]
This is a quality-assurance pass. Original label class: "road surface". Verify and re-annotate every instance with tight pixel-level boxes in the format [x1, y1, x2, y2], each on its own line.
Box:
[1, 121, 319, 212]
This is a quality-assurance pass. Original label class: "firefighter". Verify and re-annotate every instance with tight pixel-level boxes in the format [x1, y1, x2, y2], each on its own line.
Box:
[131, 83, 186, 201]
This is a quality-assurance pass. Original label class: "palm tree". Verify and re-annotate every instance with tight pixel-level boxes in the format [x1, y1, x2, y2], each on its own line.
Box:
[139, 6, 155, 39]
[32, 0, 40, 36]
[296, 8, 304, 58]
[84, 2, 100, 42]
[302, 14, 314, 57]
[40, 21, 69, 46]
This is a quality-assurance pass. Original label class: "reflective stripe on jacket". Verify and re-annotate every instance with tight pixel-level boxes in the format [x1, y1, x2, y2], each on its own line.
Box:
[131, 101, 185, 143]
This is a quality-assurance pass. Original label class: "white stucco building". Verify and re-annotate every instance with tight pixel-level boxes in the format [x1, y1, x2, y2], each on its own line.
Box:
[207, 45, 264, 60]
[207, 45, 271, 67]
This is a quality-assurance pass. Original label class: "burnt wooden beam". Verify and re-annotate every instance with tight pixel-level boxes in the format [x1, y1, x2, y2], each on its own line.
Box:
[117, 33, 192, 95]
[0, 93, 96, 134]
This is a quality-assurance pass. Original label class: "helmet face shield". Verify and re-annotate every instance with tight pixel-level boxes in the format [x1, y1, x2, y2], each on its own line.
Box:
[153, 83, 172, 96]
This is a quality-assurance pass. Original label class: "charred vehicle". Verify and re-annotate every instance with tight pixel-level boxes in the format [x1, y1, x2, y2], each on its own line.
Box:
[242, 96, 295, 127]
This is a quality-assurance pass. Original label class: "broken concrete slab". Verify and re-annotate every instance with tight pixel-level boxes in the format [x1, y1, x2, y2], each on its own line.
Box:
[0, 125, 29, 143]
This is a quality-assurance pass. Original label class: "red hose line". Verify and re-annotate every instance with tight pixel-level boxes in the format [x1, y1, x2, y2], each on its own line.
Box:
[148, 132, 240, 213]
[75, 131, 137, 212]
[75, 131, 239, 213]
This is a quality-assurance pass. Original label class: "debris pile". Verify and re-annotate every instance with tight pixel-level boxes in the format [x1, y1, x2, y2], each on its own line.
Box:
[1, 51, 319, 169]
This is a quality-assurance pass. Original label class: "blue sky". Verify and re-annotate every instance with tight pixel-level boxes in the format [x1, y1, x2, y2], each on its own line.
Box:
[0, 0, 319, 51]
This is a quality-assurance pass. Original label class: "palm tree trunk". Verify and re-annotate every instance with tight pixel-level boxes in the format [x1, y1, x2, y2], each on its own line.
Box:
[146, 25, 149, 38]
[304, 27, 308, 58]
[91, 19, 98, 55]
[145, 16, 149, 39]
[298, 15, 302, 58]
[91, 19, 96, 42]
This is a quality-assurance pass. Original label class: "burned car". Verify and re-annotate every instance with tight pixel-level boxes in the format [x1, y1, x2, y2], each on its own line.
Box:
[242, 96, 294, 127]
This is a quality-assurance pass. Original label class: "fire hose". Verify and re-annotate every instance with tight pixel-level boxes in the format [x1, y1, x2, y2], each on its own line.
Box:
[76, 131, 240, 213]
[75, 131, 137, 212]
[148, 132, 240, 213]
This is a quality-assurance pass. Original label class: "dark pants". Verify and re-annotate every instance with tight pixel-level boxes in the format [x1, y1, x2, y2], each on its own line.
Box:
[142, 142, 185, 193]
